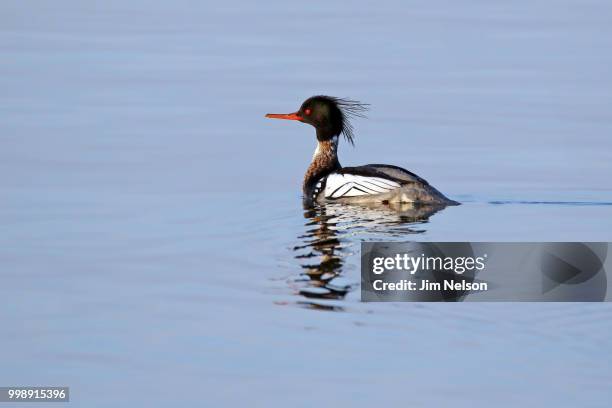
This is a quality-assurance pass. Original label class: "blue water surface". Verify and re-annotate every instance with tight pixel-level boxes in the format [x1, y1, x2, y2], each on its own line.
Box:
[1, 1, 612, 406]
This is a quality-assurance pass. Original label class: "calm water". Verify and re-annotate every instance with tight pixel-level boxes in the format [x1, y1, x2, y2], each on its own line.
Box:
[2, 1, 612, 406]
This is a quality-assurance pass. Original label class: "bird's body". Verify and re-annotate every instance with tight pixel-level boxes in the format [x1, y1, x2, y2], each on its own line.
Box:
[310, 164, 456, 206]
[266, 96, 459, 208]
[301, 136, 457, 207]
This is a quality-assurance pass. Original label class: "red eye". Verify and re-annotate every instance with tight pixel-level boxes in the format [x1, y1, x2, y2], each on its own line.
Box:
[304, 108, 312, 115]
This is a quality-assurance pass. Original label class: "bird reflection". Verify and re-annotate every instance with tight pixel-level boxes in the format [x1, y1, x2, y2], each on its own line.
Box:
[292, 201, 447, 309]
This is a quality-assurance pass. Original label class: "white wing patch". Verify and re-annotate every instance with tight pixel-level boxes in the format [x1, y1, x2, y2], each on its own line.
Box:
[324, 173, 401, 199]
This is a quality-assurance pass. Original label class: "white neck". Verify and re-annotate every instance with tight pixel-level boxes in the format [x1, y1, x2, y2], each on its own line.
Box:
[312, 136, 338, 160]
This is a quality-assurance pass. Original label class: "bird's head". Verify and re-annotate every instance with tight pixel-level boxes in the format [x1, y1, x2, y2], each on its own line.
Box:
[266, 95, 368, 145]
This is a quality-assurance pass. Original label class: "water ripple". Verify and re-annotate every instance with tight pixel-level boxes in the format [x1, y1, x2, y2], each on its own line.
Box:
[290, 202, 450, 308]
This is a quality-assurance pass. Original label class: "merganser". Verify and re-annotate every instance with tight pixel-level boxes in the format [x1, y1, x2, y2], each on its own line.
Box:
[266, 95, 459, 207]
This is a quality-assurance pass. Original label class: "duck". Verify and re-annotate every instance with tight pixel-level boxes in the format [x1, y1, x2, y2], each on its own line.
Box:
[266, 95, 459, 208]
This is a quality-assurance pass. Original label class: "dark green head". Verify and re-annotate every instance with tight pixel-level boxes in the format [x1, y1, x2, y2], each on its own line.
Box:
[266, 95, 368, 145]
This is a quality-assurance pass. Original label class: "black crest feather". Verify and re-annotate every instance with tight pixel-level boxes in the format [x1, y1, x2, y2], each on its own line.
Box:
[315, 95, 369, 145]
